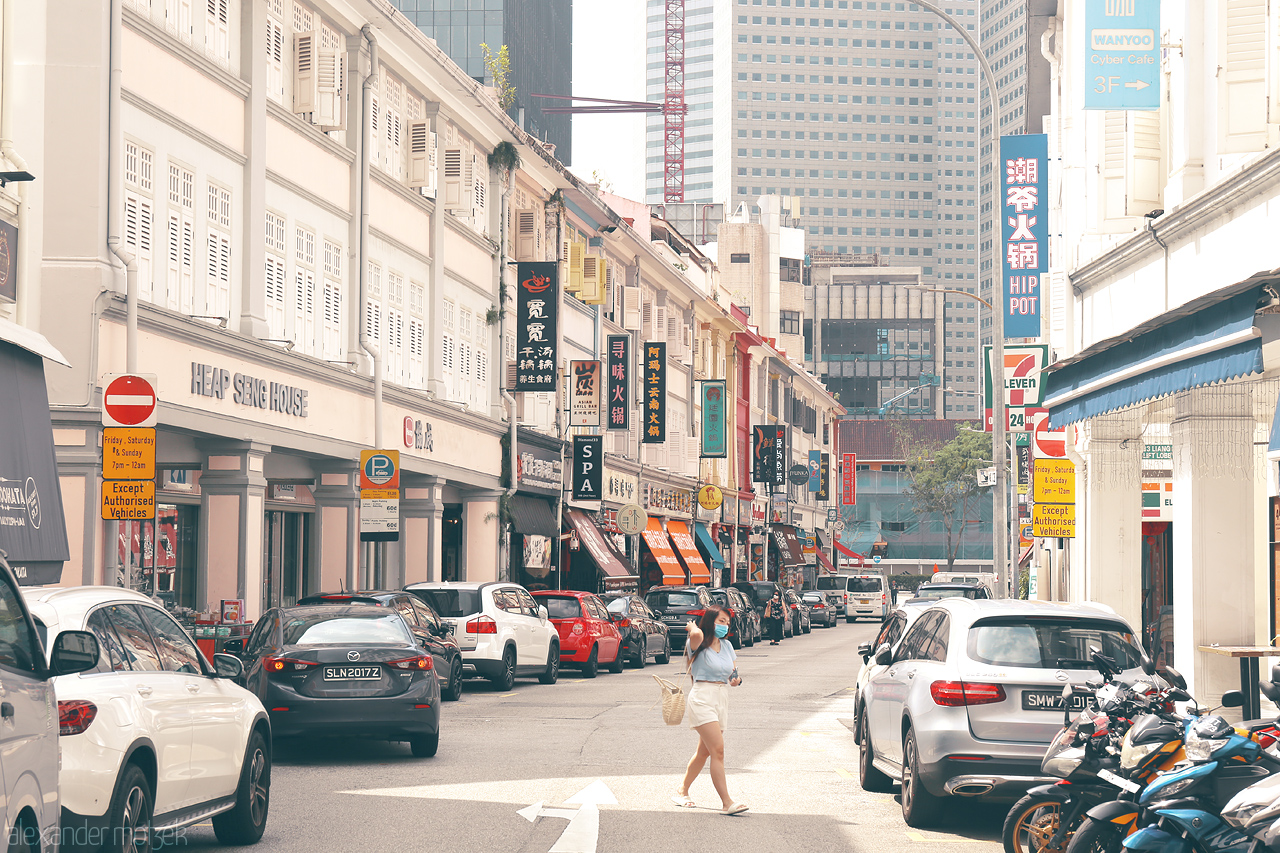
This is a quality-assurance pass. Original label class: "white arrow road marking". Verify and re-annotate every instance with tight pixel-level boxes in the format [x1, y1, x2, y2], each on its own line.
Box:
[549, 804, 598, 853]
[565, 780, 617, 805]
[516, 802, 581, 823]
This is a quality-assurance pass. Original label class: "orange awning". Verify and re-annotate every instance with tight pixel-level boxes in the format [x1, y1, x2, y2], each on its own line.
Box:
[667, 520, 711, 585]
[641, 518, 686, 585]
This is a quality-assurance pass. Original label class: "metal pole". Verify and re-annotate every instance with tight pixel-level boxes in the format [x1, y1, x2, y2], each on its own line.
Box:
[904, 0, 1007, 593]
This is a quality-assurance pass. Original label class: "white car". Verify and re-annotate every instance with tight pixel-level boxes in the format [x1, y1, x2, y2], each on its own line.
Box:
[24, 586, 272, 850]
[0, 556, 100, 853]
[405, 582, 560, 690]
[851, 601, 933, 739]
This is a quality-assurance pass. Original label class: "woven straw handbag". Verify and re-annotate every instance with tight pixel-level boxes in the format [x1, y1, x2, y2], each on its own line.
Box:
[652, 675, 687, 726]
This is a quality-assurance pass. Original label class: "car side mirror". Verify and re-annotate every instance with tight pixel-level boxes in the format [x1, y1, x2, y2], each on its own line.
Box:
[213, 653, 244, 679]
[222, 638, 245, 655]
[874, 643, 893, 666]
[537, 605, 548, 621]
[1221, 690, 1245, 709]
[857, 642, 872, 661]
[50, 630, 100, 676]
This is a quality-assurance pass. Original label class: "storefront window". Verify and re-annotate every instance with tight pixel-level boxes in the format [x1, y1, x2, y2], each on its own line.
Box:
[120, 505, 199, 612]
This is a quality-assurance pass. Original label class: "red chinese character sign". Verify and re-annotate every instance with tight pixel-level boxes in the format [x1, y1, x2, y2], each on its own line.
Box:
[642, 342, 666, 443]
[842, 452, 856, 506]
[606, 335, 629, 431]
[515, 262, 559, 392]
[1000, 134, 1048, 339]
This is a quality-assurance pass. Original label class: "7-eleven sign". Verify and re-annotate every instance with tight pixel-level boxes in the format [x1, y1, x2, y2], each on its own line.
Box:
[984, 344, 1049, 433]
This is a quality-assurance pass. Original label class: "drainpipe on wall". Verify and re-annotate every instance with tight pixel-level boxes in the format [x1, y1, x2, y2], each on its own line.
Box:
[2, 0, 31, 328]
[497, 166, 514, 582]
[107, 0, 137, 374]
[358, 26, 383, 586]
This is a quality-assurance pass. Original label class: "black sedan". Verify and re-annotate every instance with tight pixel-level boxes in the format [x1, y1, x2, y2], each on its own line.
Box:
[602, 594, 672, 667]
[802, 591, 838, 628]
[230, 605, 442, 757]
[706, 587, 755, 647]
[784, 589, 811, 635]
[298, 590, 464, 700]
[643, 586, 713, 651]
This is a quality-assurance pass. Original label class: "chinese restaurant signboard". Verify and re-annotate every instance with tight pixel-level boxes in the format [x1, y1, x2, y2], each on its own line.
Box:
[569, 360, 601, 427]
[642, 342, 666, 443]
[515, 262, 559, 392]
[700, 380, 727, 458]
[606, 335, 629, 431]
[1000, 134, 1048, 340]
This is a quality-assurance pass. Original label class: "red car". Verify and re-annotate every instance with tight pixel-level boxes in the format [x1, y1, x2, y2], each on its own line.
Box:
[531, 590, 624, 678]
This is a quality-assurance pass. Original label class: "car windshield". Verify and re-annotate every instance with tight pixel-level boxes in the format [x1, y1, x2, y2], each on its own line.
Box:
[283, 613, 413, 646]
[409, 588, 480, 618]
[847, 578, 883, 593]
[748, 587, 774, 604]
[605, 598, 629, 613]
[967, 617, 1144, 670]
[539, 597, 583, 619]
[707, 590, 730, 605]
[647, 591, 699, 610]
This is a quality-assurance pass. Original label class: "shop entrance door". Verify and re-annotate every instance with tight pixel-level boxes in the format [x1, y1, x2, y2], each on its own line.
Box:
[263, 511, 313, 609]
[1141, 521, 1173, 667]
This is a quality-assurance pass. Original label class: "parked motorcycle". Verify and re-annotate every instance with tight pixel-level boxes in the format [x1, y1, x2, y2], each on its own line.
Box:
[1003, 653, 1187, 853]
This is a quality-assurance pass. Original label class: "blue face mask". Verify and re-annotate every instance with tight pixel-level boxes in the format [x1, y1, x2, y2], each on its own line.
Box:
[714, 623, 729, 639]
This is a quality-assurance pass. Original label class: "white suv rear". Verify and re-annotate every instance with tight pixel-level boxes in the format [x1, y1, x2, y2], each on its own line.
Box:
[24, 586, 272, 850]
[405, 582, 559, 690]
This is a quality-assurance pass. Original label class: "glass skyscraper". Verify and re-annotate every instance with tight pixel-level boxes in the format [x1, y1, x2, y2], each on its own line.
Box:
[392, 0, 573, 161]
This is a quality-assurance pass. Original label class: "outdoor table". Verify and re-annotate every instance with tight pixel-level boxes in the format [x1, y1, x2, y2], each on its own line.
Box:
[1197, 645, 1276, 721]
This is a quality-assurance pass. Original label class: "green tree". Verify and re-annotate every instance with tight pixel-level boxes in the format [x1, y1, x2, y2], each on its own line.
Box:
[901, 428, 992, 572]
[480, 43, 515, 111]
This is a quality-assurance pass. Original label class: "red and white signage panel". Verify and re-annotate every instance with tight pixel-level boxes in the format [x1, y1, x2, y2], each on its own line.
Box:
[1031, 411, 1072, 459]
[842, 452, 857, 506]
[102, 374, 158, 427]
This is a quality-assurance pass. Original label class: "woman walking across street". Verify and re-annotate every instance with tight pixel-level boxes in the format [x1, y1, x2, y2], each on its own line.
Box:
[672, 605, 748, 815]
[765, 590, 784, 644]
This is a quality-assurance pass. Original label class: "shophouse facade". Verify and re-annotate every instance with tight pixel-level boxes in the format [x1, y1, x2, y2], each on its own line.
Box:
[1039, 0, 1280, 707]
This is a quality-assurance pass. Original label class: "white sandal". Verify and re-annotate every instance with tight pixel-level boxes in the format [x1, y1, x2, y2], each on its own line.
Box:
[672, 793, 696, 808]
[721, 802, 749, 816]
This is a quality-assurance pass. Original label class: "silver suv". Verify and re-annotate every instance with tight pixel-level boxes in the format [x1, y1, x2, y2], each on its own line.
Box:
[857, 598, 1145, 827]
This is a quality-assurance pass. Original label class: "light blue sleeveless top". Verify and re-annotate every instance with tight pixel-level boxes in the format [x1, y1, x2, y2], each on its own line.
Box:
[689, 639, 736, 682]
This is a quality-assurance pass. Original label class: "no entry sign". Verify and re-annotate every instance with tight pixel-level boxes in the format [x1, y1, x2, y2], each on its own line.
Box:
[102, 374, 158, 427]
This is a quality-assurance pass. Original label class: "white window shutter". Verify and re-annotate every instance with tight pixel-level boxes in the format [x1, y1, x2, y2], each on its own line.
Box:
[443, 148, 466, 212]
[365, 298, 381, 344]
[515, 210, 537, 260]
[655, 306, 668, 343]
[407, 121, 432, 188]
[1220, 0, 1267, 153]
[167, 211, 182, 310]
[266, 17, 284, 103]
[441, 332, 455, 395]
[1124, 109, 1164, 217]
[315, 45, 343, 129]
[136, 198, 154, 303]
[559, 236, 570, 289]
[409, 319, 425, 386]
[205, 0, 228, 66]
[623, 285, 641, 330]
[265, 255, 286, 338]
[472, 155, 487, 230]
[323, 283, 342, 359]
[294, 269, 315, 353]
[1100, 111, 1127, 221]
[293, 32, 318, 115]
[426, 131, 438, 198]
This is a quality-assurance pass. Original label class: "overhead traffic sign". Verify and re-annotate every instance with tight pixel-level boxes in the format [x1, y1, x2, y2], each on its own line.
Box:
[102, 374, 158, 427]
[1084, 0, 1159, 111]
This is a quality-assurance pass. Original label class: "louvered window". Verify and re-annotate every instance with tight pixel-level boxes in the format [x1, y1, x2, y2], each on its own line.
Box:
[204, 0, 229, 66]
[294, 227, 316, 354]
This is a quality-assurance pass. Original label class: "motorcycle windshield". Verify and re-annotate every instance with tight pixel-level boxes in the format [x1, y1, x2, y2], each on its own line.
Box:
[1222, 773, 1280, 830]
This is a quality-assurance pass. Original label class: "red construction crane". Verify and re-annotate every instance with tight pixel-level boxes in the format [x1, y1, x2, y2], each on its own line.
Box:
[531, 0, 687, 202]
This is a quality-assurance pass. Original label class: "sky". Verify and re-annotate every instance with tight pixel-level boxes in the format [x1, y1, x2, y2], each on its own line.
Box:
[569, 0, 647, 201]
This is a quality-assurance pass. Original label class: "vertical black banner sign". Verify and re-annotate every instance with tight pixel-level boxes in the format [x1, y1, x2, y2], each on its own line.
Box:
[515, 261, 559, 392]
[572, 435, 603, 501]
[752, 425, 786, 485]
[817, 453, 830, 501]
[642, 341, 666, 443]
[606, 335, 630, 431]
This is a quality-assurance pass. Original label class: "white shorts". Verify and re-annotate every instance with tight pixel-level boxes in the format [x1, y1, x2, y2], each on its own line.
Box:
[687, 682, 730, 730]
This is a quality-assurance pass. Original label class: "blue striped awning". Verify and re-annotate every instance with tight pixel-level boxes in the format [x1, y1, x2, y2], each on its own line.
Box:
[693, 522, 726, 574]
[1045, 282, 1268, 427]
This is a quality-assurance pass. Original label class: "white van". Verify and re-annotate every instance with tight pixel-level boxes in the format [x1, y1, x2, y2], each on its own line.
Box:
[844, 574, 889, 622]
[814, 575, 849, 616]
[930, 571, 1000, 597]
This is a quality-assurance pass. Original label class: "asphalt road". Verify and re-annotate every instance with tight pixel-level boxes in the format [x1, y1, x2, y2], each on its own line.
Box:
[177, 618, 1009, 853]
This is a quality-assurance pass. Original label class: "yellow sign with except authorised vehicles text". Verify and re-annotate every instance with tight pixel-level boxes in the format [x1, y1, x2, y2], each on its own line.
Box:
[101, 480, 156, 520]
[1032, 502, 1075, 538]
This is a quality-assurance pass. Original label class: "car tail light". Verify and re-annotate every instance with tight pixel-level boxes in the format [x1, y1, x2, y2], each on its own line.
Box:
[930, 680, 1007, 707]
[615, 618, 631, 628]
[790, 604, 799, 610]
[263, 657, 318, 673]
[687, 609, 705, 618]
[571, 621, 585, 636]
[58, 700, 97, 736]
[388, 655, 433, 671]
[466, 615, 498, 634]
